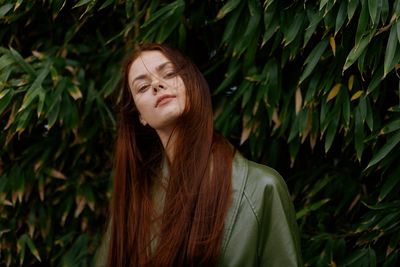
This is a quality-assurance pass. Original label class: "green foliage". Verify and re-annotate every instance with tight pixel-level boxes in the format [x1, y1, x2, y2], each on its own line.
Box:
[0, 0, 399, 266]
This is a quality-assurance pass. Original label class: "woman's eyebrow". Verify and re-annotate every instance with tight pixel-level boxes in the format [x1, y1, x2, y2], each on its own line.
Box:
[132, 74, 147, 84]
[156, 61, 173, 71]
[132, 62, 172, 83]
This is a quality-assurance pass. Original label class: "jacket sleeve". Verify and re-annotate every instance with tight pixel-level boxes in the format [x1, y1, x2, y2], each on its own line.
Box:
[255, 165, 303, 267]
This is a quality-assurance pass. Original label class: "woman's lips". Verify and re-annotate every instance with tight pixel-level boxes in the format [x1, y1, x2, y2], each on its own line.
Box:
[155, 94, 176, 107]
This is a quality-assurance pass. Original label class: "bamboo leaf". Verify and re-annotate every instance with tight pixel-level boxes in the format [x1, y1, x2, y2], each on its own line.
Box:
[98, 0, 113, 11]
[368, 248, 377, 267]
[355, 1, 370, 46]
[325, 104, 341, 152]
[304, 72, 321, 103]
[221, 1, 244, 44]
[296, 198, 330, 219]
[327, 83, 341, 102]
[329, 36, 336, 56]
[355, 106, 364, 161]
[319, 0, 329, 11]
[283, 11, 305, 46]
[0, 88, 10, 99]
[46, 168, 67, 180]
[0, 3, 13, 17]
[125, 0, 134, 18]
[367, 130, 400, 168]
[52, 0, 66, 16]
[295, 87, 302, 114]
[18, 85, 41, 113]
[0, 89, 13, 115]
[380, 0, 389, 24]
[348, 75, 355, 90]
[17, 235, 26, 265]
[234, 1, 261, 56]
[367, 67, 384, 93]
[304, 9, 323, 48]
[343, 249, 368, 265]
[67, 85, 83, 100]
[380, 119, 400, 134]
[73, 0, 93, 8]
[362, 201, 400, 210]
[288, 115, 300, 142]
[37, 89, 45, 118]
[343, 33, 372, 73]
[24, 234, 41, 262]
[16, 108, 32, 133]
[373, 212, 400, 230]
[8, 47, 36, 77]
[382, 251, 399, 267]
[247, 0, 258, 16]
[47, 97, 60, 128]
[335, 1, 347, 35]
[379, 166, 400, 202]
[18, 63, 50, 112]
[217, 0, 241, 20]
[156, 8, 183, 43]
[141, 0, 184, 28]
[262, 0, 278, 45]
[365, 97, 373, 130]
[342, 88, 350, 126]
[240, 115, 251, 145]
[384, 24, 399, 77]
[0, 54, 13, 71]
[298, 108, 309, 137]
[348, 0, 359, 22]
[299, 38, 329, 83]
[368, 0, 381, 25]
[359, 96, 367, 123]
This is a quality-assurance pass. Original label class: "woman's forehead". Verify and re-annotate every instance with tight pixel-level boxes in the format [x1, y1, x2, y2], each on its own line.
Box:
[129, 51, 173, 83]
[131, 51, 171, 72]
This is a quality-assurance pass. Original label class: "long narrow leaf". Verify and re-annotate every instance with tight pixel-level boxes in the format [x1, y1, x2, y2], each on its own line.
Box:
[8, 48, 36, 77]
[299, 38, 329, 83]
[335, 1, 347, 35]
[379, 166, 400, 202]
[216, 0, 241, 20]
[367, 130, 400, 168]
[343, 32, 373, 73]
[384, 24, 399, 77]
[348, 0, 360, 22]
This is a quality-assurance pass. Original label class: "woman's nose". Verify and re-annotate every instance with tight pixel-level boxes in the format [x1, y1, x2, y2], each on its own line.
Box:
[152, 81, 165, 93]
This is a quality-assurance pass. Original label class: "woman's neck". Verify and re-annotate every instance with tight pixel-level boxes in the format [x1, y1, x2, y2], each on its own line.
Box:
[156, 127, 177, 161]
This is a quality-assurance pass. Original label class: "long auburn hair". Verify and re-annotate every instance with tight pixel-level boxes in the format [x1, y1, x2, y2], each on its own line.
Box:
[108, 44, 234, 267]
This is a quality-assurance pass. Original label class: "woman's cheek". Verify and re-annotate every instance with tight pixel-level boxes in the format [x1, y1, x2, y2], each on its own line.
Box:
[133, 97, 150, 117]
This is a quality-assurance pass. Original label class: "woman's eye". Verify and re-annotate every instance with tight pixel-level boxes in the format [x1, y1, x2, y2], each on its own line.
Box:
[164, 72, 175, 78]
[138, 84, 149, 92]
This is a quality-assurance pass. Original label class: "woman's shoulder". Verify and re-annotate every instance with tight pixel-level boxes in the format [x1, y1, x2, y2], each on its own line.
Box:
[231, 152, 295, 222]
[232, 152, 287, 193]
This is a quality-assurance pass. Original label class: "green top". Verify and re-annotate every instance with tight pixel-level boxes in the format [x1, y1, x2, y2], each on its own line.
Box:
[94, 152, 303, 267]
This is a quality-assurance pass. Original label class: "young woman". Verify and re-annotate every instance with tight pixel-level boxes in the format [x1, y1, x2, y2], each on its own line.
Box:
[95, 44, 302, 267]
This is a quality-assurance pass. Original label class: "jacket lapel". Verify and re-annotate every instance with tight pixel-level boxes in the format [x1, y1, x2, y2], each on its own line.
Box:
[220, 152, 249, 254]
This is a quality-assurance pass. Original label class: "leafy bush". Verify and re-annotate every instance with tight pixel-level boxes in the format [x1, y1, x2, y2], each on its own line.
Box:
[0, 0, 399, 266]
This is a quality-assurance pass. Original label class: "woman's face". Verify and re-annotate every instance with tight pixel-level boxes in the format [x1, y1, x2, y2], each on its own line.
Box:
[128, 50, 187, 131]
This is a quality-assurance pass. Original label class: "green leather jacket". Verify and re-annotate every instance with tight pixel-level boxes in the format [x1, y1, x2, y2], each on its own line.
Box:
[94, 153, 302, 267]
[217, 153, 302, 266]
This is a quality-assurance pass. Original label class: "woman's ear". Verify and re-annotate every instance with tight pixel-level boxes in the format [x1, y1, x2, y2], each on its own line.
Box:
[139, 115, 148, 126]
